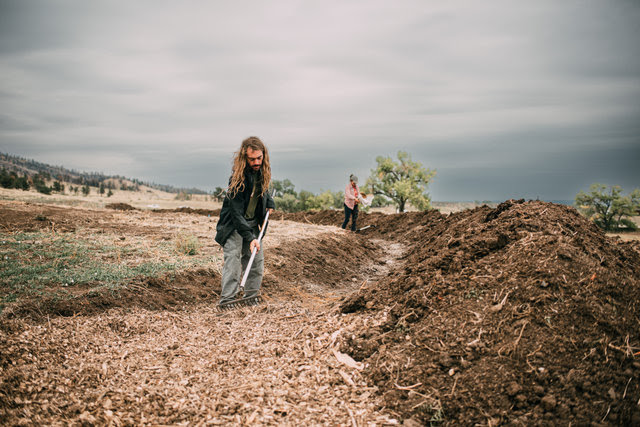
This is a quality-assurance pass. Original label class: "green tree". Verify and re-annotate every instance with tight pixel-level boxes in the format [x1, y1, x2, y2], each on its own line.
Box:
[331, 190, 345, 209]
[297, 190, 314, 211]
[33, 173, 52, 194]
[82, 185, 90, 196]
[212, 186, 227, 202]
[575, 184, 640, 231]
[268, 179, 348, 213]
[0, 169, 11, 188]
[366, 151, 436, 212]
[274, 193, 301, 212]
[370, 194, 392, 208]
[271, 179, 297, 198]
[16, 175, 30, 190]
[307, 190, 343, 210]
[631, 189, 640, 215]
[271, 179, 303, 212]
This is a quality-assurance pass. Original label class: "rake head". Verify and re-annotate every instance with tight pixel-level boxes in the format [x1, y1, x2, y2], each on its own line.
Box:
[356, 224, 376, 232]
[216, 294, 263, 311]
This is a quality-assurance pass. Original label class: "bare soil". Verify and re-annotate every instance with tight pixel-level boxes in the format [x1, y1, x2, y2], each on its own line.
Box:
[1, 199, 639, 425]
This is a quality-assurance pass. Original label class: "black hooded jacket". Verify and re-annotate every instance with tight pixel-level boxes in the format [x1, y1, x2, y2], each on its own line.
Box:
[215, 169, 275, 246]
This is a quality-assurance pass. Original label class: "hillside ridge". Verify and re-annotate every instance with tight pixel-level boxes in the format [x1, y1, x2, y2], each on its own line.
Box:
[0, 152, 207, 194]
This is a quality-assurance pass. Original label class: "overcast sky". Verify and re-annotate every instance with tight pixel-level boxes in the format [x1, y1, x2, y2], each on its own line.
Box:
[1, 1, 639, 201]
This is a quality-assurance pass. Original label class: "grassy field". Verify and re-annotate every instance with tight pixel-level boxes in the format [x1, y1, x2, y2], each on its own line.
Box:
[0, 229, 218, 312]
[0, 185, 227, 315]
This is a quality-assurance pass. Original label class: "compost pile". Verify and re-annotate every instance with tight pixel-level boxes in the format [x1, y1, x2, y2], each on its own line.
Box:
[340, 199, 640, 425]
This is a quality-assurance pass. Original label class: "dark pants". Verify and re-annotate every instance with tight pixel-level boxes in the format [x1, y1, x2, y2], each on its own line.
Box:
[341, 203, 358, 231]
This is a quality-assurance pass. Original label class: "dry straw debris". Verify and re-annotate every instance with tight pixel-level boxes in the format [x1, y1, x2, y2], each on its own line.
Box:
[1, 303, 399, 425]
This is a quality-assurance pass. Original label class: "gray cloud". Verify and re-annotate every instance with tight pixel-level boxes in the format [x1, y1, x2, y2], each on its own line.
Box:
[1, 0, 639, 201]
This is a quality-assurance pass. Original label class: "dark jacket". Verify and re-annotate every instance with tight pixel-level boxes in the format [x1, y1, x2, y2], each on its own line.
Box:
[215, 169, 276, 246]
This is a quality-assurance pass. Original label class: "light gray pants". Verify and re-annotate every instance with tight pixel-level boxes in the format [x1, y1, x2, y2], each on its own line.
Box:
[220, 221, 264, 304]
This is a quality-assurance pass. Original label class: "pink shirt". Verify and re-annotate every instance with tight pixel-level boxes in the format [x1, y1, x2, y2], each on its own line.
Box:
[344, 182, 360, 209]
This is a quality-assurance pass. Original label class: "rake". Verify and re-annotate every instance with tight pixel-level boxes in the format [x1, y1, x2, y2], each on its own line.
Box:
[217, 211, 270, 311]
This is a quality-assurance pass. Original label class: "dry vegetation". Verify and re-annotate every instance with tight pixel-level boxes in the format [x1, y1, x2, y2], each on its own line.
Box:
[1, 188, 639, 425]
[0, 184, 221, 211]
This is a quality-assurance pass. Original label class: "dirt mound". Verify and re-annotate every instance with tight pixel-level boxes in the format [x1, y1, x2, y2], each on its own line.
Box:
[0, 201, 175, 237]
[362, 210, 444, 242]
[271, 209, 343, 225]
[1, 268, 220, 322]
[150, 206, 444, 243]
[340, 200, 640, 425]
[105, 203, 137, 211]
[153, 207, 221, 216]
[0, 201, 107, 233]
[272, 209, 445, 242]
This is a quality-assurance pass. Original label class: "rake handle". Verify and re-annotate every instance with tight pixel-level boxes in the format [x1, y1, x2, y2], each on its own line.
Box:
[239, 210, 270, 291]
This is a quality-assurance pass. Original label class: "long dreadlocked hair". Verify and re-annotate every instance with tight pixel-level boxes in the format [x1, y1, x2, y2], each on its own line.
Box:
[227, 136, 271, 197]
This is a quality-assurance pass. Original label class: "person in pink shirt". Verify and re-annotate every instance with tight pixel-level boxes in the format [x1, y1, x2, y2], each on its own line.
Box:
[341, 174, 360, 231]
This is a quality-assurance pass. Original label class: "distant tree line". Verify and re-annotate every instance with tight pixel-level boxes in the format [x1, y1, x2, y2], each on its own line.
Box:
[214, 178, 390, 213]
[210, 179, 345, 212]
[0, 152, 207, 195]
[2, 151, 438, 211]
[269, 179, 345, 212]
[0, 169, 30, 191]
[210, 151, 436, 213]
[0, 168, 67, 195]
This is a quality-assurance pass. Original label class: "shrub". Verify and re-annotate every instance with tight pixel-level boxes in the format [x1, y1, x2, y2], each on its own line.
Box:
[175, 232, 201, 255]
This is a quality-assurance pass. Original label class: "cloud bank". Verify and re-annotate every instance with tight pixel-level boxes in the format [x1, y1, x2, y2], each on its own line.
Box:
[1, 1, 639, 200]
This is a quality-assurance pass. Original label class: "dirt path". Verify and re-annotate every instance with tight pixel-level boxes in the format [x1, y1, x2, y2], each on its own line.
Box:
[0, 203, 409, 425]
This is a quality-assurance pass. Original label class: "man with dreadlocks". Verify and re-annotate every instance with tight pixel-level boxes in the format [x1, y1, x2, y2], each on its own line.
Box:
[215, 136, 275, 306]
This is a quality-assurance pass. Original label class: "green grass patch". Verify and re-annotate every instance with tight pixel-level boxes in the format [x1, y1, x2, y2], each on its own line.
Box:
[0, 231, 216, 310]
